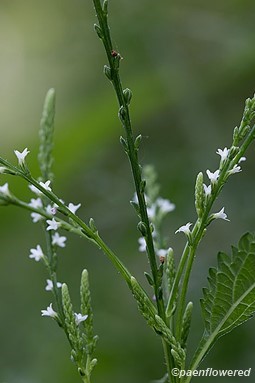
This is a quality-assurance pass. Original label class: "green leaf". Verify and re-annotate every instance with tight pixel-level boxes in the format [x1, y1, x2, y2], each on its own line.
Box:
[189, 232, 255, 375]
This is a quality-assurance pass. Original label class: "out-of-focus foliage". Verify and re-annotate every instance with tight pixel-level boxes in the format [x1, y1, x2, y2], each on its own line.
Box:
[1, 0, 255, 382]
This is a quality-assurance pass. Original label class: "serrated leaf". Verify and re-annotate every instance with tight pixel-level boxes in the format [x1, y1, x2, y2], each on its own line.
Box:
[189, 232, 255, 374]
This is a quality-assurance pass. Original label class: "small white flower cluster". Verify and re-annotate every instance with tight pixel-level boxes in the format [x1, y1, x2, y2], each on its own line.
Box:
[135, 193, 175, 260]
[175, 147, 245, 237]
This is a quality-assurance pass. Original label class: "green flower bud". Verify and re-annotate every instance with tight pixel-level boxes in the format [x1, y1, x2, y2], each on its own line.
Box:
[103, 65, 112, 81]
[94, 24, 103, 39]
[137, 221, 147, 236]
[118, 105, 127, 124]
[123, 88, 132, 105]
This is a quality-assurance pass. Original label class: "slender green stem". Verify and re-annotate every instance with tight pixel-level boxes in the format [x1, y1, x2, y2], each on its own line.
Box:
[92, 0, 160, 302]
[91, 2, 176, 381]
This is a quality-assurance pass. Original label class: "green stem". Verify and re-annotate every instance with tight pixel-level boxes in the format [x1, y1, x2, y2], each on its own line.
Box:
[92, 0, 160, 303]
[92, 2, 176, 380]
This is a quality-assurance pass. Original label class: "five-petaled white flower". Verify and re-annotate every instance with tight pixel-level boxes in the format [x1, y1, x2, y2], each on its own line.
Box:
[0, 183, 11, 196]
[41, 303, 58, 318]
[206, 169, 220, 184]
[203, 184, 212, 197]
[45, 204, 57, 216]
[45, 279, 62, 291]
[29, 198, 43, 209]
[138, 237, 146, 252]
[74, 313, 88, 326]
[31, 212, 43, 223]
[46, 218, 61, 231]
[68, 202, 81, 215]
[39, 180, 52, 192]
[212, 207, 230, 222]
[29, 245, 44, 261]
[216, 147, 229, 162]
[52, 232, 67, 248]
[175, 222, 192, 235]
[14, 148, 30, 166]
[228, 165, 242, 175]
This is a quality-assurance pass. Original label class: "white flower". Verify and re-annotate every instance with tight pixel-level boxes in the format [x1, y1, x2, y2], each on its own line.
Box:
[31, 212, 43, 223]
[29, 198, 43, 209]
[132, 193, 139, 204]
[0, 183, 11, 196]
[74, 313, 88, 326]
[147, 204, 157, 219]
[52, 232, 67, 248]
[41, 303, 58, 318]
[212, 207, 230, 221]
[68, 202, 81, 215]
[29, 245, 44, 261]
[39, 180, 52, 192]
[45, 279, 62, 291]
[216, 147, 229, 162]
[206, 169, 220, 183]
[46, 218, 61, 231]
[239, 157, 246, 163]
[175, 222, 192, 235]
[228, 164, 242, 175]
[156, 249, 169, 258]
[45, 204, 57, 216]
[29, 184, 41, 195]
[14, 148, 30, 165]
[203, 184, 212, 197]
[0, 166, 8, 174]
[138, 237, 146, 252]
[157, 197, 175, 213]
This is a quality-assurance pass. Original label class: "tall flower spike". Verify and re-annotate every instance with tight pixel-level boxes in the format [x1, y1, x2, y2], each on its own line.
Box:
[14, 148, 30, 166]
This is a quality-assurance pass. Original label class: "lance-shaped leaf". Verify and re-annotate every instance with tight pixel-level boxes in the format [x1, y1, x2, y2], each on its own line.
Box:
[189, 232, 255, 376]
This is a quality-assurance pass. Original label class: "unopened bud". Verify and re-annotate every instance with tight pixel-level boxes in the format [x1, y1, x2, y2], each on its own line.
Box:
[123, 88, 132, 105]
[137, 221, 147, 236]
[94, 24, 103, 39]
[103, 65, 112, 81]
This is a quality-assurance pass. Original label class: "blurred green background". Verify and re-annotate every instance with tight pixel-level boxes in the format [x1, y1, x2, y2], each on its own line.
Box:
[1, 0, 255, 382]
